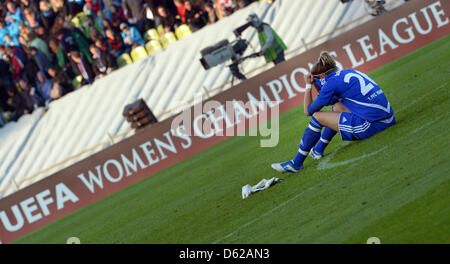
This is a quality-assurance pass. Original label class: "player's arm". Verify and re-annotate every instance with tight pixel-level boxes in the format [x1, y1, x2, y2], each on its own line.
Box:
[304, 78, 336, 116]
[313, 79, 321, 92]
[303, 73, 315, 116]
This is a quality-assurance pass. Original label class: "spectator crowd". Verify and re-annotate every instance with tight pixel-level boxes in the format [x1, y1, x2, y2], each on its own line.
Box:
[0, 0, 259, 126]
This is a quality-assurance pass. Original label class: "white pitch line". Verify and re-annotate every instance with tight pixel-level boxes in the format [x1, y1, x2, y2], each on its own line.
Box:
[318, 145, 387, 170]
[395, 82, 448, 113]
[213, 184, 318, 244]
[318, 118, 439, 171]
[403, 118, 439, 136]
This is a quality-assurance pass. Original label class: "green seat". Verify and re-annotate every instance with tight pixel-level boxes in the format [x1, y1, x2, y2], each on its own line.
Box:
[72, 12, 88, 35]
[72, 75, 83, 89]
[175, 24, 192, 40]
[145, 40, 163, 56]
[117, 53, 133, 67]
[130, 46, 148, 62]
[75, 12, 86, 25]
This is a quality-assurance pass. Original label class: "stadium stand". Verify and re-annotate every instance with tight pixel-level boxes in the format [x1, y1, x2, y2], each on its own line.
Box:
[0, 108, 43, 190]
[0, 0, 406, 198]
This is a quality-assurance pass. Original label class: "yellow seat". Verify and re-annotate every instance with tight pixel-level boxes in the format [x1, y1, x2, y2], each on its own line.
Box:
[116, 53, 133, 67]
[72, 75, 83, 89]
[145, 40, 162, 56]
[160, 32, 177, 49]
[71, 16, 80, 27]
[76, 12, 87, 24]
[72, 12, 87, 33]
[175, 24, 192, 40]
[130, 46, 148, 62]
[144, 28, 160, 41]
[157, 24, 164, 35]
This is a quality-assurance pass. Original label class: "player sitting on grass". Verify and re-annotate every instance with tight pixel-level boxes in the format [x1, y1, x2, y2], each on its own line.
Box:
[272, 51, 396, 173]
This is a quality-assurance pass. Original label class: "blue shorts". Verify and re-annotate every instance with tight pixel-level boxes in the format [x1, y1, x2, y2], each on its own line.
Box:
[338, 112, 396, 141]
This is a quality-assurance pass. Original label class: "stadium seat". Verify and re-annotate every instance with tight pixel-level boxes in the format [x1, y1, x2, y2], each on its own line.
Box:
[130, 46, 148, 62]
[144, 28, 160, 41]
[157, 24, 164, 36]
[71, 16, 80, 27]
[175, 24, 192, 40]
[145, 40, 163, 56]
[117, 53, 133, 68]
[72, 75, 83, 89]
[160, 32, 177, 49]
[76, 12, 87, 24]
[72, 12, 88, 34]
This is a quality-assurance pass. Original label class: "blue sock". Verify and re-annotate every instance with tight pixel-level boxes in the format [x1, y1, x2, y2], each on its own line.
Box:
[313, 127, 337, 154]
[293, 117, 322, 166]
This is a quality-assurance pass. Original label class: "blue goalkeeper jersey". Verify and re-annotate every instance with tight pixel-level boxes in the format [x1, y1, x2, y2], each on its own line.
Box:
[309, 69, 394, 122]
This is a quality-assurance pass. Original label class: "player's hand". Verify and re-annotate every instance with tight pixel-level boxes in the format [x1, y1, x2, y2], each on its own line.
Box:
[305, 73, 314, 84]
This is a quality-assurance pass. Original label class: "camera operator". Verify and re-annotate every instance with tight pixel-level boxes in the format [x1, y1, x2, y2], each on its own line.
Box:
[246, 13, 287, 65]
[200, 12, 287, 83]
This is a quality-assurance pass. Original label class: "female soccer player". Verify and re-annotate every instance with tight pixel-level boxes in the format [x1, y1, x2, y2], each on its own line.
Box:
[272, 51, 396, 173]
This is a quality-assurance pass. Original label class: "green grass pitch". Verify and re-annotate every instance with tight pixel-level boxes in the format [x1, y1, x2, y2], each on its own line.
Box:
[14, 35, 450, 244]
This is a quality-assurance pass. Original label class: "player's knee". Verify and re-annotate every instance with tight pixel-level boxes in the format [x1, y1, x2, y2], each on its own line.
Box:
[312, 112, 321, 122]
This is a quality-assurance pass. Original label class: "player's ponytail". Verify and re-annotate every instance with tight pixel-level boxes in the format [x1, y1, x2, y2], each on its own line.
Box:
[311, 51, 337, 77]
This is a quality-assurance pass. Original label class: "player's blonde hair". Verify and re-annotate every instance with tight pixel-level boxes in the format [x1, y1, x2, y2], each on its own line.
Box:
[311, 51, 337, 77]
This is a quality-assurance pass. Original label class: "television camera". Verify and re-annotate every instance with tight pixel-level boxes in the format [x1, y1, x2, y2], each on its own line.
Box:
[199, 22, 258, 82]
